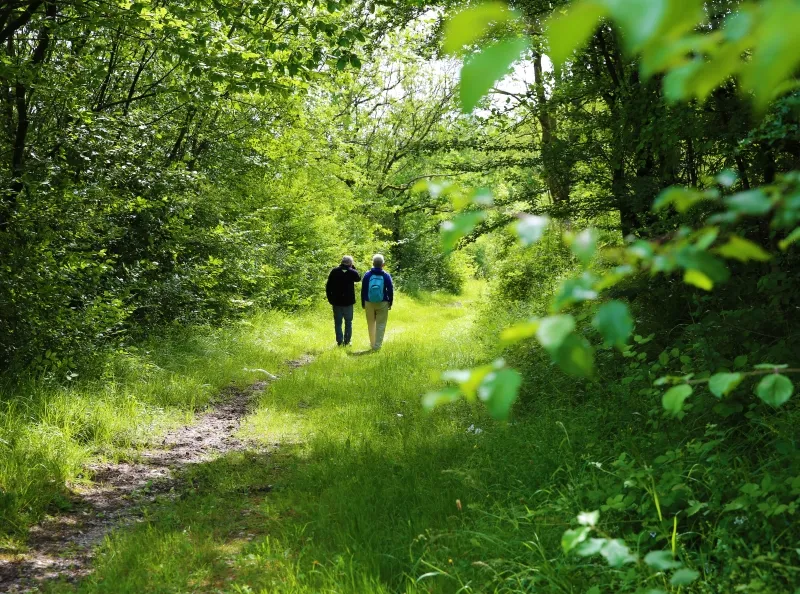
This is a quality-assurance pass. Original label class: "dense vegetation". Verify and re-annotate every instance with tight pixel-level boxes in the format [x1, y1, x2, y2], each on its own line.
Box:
[1, 0, 799, 592]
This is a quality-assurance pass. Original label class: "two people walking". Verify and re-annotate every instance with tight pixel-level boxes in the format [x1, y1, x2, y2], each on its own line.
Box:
[325, 254, 394, 351]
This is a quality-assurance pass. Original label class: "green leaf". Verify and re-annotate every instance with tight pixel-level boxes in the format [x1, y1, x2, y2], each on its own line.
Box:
[536, 315, 575, 352]
[592, 300, 633, 348]
[335, 56, 349, 70]
[653, 186, 707, 212]
[546, 1, 608, 68]
[662, 384, 693, 415]
[553, 333, 595, 377]
[779, 227, 800, 251]
[500, 319, 540, 345]
[422, 387, 461, 410]
[552, 273, 598, 312]
[577, 510, 599, 526]
[460, 38, 529, 113]
[442, 364, 494, 401]
[576, 537, 607, 556]
[734, 355, 748, 369]
[441, 211, 487, 252]
[477, 367, 522, 420]
[570, 228, 598, 266]
[708, 372, 743, 398]
[755, 374, 794, 407]
[644, 550, 682, 570]
[443, 2, 517, 55]
[663, 59, 703, 103]
[739, 2, 800, 112]
[715, 236, 771, 262]
[670, 568, 700, 586]
[683, 269, 713, 291]
[600, 539, 637, 567]
[515, 214, 550, 246]
[753, 363, 788, 370]
[675, 249, 730, 284]
[562, 526, 590, 553]
[725, 190, 772, 215]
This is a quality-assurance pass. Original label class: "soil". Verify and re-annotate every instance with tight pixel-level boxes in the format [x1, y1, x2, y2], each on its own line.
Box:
[0, 355, 313, 593]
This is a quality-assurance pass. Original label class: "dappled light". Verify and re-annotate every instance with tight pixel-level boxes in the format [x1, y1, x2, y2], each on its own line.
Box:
[1, 0, 800, 592]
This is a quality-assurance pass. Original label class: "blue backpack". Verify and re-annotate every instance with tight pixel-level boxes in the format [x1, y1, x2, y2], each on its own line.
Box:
[367, 273, 385, 303]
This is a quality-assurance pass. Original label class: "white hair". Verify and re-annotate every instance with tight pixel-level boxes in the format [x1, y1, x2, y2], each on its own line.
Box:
[341, 255, 354, 265]
[372, 254, 385, 267]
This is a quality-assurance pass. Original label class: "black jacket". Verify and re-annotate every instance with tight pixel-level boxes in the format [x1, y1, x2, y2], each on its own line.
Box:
[326, 265, 361, 306]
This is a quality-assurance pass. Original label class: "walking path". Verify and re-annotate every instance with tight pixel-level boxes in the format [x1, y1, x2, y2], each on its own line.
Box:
[0, 356, 313, 593]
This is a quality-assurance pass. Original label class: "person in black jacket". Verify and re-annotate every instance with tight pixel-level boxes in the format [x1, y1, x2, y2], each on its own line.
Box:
[325, 255, 361, 346]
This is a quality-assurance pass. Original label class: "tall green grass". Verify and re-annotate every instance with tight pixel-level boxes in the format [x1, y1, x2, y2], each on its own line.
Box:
[45, 283, 598, 593]
[0, 309, 331, 543]
[25, 281, 800, 593]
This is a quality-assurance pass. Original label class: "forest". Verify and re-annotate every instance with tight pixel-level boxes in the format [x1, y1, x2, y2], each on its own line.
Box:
[0, 0, 799, 592]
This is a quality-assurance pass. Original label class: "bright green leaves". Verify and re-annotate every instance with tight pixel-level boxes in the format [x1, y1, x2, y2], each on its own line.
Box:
[443, 2, 518, 55]
[435, 184, 495, 251]
[740, 1, 800, 112]
[459, 38, 529, 113]
[724, 190, 773, 216]
[552, 273, 598, 311]
[592, 301, 633, 348]
[441, 211, 487, 252]
[779, 227, 800, 251]
[662, 384, 693, 415]
[542, 0, 800, 111]
[561, 526, 590, 553]
[567, 228, 598, 266]
[442, 2, 529, 112]
[675, 247, 729, 291]
[536, 315, 575, 351]
[755, 374, 794, 407]
[577, 510, 599, 527]
[421, 387, 462, 409]
[424, 359, 522, 420]
[708, 372, 743, 398]
[500, 318, 539, 345]
[715, 236, 771, 263]
[515, 214, 550, 246]
[552, 333, 595, 377]
[653, 186, 712, 212]
[545, 0, 702, 67]
[546, 1, 608, 67]
[599, 539, 637, 567]
[479, 367, 522, 419]
[683, 269, 713, 291]
[562, 511, 636, 567]
[500, 313, 594, 378]
[670, 568, 700, 586]
[644, 550, 682, 571]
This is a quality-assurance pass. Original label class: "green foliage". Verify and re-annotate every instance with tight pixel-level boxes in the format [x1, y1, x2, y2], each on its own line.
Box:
[755, 373, 794, 407]
[459, 38, 530, 113]
[544, 0, 800, 111]
[592, 300, 633, 348]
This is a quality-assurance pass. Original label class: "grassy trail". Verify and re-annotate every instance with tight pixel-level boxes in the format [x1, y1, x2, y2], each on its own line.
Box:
[43, 284, 560, 593]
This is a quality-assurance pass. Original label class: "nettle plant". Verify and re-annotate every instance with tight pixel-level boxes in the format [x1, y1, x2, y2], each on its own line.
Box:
[422, 0, 800, 578]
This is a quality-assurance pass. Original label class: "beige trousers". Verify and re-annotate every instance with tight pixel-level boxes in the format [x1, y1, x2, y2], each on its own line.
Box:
[365, 301, 390, 349]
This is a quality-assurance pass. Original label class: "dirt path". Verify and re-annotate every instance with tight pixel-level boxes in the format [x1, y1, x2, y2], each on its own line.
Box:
[0, 356, 312, 593]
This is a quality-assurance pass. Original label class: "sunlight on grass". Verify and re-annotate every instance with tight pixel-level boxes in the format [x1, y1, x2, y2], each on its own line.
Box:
[0, 308, 332, 538]
[41, 282, 609, 593]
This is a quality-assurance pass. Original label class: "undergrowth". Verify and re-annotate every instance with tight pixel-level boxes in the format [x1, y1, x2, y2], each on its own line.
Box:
[6, 277, 798, 593]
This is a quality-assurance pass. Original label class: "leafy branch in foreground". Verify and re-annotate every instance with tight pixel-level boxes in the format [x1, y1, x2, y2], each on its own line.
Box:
[424, 0, 800, 419]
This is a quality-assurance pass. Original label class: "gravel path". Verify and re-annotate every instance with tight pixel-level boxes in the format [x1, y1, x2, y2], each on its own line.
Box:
[0, 356, 312, 592]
